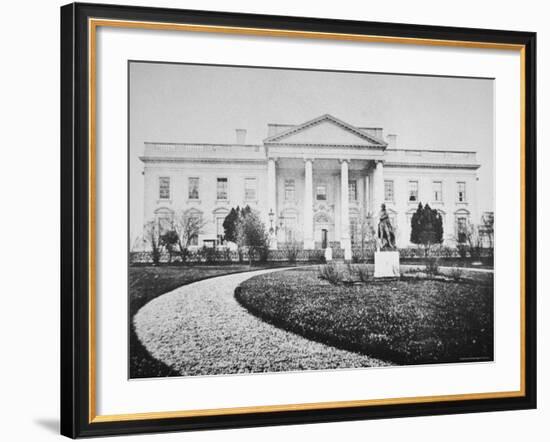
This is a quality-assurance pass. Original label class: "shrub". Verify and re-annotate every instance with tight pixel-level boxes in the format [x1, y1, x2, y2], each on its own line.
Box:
[449, 267, 463, 281]
[410, 203, 444, 256]
[352, 248, 366, 263]
[357, 265, 371, 283]
[177, 247, 190, 264]
[457, 243, 468, 260]
[344, 262, 356, 283]
[318, 262, 342, 285]
[257, 246, 269, 263]
[439, 246, 457, 259]
[284, 241, 301, 264]
[425, 257, 440, 276]
[200, 246, 217, 264]
[221, 247, 232, 263]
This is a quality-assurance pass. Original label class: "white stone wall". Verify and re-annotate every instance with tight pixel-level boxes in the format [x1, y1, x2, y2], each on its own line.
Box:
[383, 166, 479, 248]
[143, 161, 268, 245]
[143, 159, 479, 249]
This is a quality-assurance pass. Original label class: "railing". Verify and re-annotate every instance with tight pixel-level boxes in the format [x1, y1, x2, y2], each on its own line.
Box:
[385, 149, 478, 166]
[143, 142, 265, 159]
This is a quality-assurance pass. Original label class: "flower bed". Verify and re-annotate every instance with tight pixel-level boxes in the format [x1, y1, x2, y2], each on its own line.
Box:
[235, 267, 494, 365]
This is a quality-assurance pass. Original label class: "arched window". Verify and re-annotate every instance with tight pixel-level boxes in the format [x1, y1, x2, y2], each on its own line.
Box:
[154, 207, 174, 234]
[281, 208, 299, 243]
[454, 209, 470, 243]
[212, 208, 229, 245]
[183, 208, 203, 246]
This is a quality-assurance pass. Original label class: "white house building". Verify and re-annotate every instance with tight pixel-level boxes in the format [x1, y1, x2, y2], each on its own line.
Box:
[140, 114, 481, 252]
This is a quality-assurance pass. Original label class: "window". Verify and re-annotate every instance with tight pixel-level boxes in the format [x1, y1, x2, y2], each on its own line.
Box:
[188, 234, 198, 246]
[244, 178, 257, 201]
[284, 179, 295, 201]
[457, 182, 466, 202]
[159, 177, 170, 200]
[155, 208, 174, 235]
[384, 180, 394, 202]
[188, 177, 199, 200]
[216, 177, 228, 200]
[157, 216, 172, 234]
[408, 180, 418, 202]
[203, 239, 215, 248]
[348, 180, 357, 201]
[282, 217, 297, 242]
[316, 185, 327, 201]
[187, 211, 202, 246]
[433, 181, 443, 202]
[457, 216, 468, 243]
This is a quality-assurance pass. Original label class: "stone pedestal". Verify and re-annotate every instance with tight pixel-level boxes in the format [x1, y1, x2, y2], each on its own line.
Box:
[343, 247, 352, 262]
[269, 235, 278, 250]
[374, 251, 400, 278]
[324, 247, 333, 262]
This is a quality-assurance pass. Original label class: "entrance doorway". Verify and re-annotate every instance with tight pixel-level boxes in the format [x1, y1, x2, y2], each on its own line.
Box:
[321, 229, 328, 249]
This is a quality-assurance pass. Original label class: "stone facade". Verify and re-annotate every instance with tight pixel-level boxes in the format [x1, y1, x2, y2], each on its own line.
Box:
[140, 114, 481, 252]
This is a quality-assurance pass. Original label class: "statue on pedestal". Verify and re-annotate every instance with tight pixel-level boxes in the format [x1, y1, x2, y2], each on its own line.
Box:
[377, 203, 396, 250]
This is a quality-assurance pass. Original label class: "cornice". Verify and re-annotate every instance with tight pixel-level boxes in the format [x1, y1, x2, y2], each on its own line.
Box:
[266, 142, 385, 149]
[384, 162, 480, 170]
[140, 157, 267, 164]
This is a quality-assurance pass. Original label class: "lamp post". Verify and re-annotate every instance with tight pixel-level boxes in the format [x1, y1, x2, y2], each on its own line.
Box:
[268, 208, 275, 234]
[268, 208, 278, 250]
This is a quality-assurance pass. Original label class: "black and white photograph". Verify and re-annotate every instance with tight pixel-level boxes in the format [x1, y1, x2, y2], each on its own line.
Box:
[128, 62, 495, 379]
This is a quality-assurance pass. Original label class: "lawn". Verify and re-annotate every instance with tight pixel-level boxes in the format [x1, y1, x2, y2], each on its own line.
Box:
[129, 264, 277, 378]
[235, 267, 494, 365]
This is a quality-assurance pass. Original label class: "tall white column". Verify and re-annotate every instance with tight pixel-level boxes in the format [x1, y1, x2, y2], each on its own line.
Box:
[340, 159, 351, 258]
[374, 161, 385, 211]
[303, 159, 314, 249]
[267, 158, 278, 249]
[364, 173, 370, 217]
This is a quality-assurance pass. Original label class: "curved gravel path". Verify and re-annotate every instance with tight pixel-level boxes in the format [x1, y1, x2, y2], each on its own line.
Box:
[134, 268, 389, 376]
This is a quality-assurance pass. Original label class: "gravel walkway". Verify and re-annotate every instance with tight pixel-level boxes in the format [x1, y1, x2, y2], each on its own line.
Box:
[134, 268, 389, 376]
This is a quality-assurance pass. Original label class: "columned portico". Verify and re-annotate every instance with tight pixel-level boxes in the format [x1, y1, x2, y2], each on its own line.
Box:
[303, 158, 315, 249]
[339, 159, 351, 256]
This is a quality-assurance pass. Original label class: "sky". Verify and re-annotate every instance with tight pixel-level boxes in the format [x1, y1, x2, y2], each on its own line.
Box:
[129, 62, 494, 238]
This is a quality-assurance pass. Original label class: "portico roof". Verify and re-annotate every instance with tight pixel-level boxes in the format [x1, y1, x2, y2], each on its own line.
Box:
[263, 114, 388, 148]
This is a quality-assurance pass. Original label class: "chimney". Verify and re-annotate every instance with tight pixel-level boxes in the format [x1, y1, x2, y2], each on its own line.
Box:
[386, 134, 397, 148]
[235, 129, 247, 144]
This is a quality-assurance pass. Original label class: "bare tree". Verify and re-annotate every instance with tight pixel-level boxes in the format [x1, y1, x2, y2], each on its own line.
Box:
[456, 221, 483, 260]
[354, 216, 377, 261]
[143, 220, 163, 265]
[481, 213, 494, 257]
[174, 211, 207, 263]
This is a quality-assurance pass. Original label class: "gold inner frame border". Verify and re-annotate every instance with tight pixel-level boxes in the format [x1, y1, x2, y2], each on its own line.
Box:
[87, 17, 527, 424]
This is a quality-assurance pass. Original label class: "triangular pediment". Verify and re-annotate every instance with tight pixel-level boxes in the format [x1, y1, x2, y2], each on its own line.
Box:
[264, 114, 387, 147]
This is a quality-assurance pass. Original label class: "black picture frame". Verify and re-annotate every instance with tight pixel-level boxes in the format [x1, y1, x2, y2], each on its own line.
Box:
[61, 2, 537, 438]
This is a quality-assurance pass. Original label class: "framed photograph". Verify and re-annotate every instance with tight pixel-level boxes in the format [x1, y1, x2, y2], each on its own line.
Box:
[60, 2, 536, 438]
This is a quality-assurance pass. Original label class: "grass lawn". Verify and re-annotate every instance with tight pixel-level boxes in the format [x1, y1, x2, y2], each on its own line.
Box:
[236, 267, 493, 365]
[129, 264, 277, 378]
[401, 257, 493, 270]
